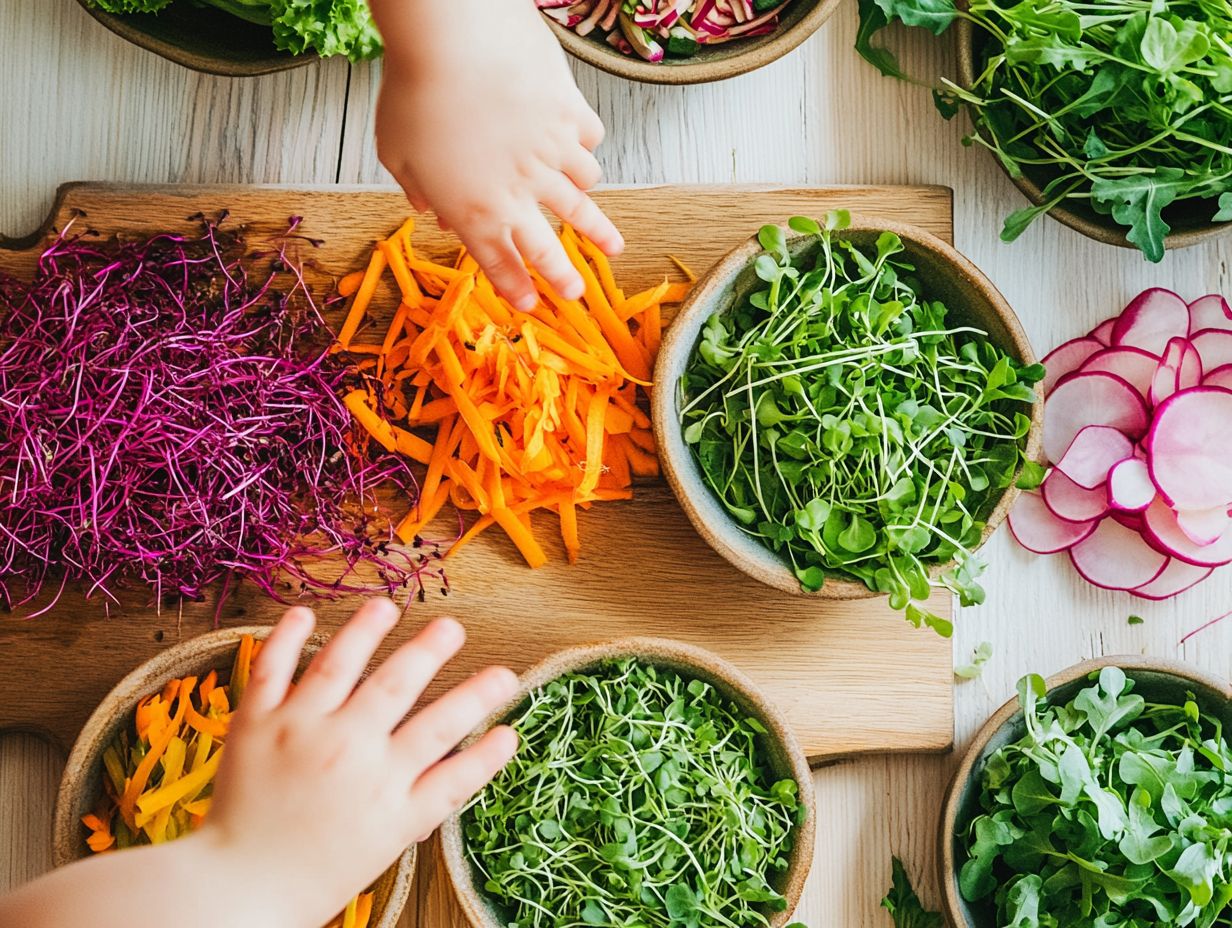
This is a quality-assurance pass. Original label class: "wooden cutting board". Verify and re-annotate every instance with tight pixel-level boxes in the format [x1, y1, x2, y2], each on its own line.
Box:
[0, 183, 955, 926]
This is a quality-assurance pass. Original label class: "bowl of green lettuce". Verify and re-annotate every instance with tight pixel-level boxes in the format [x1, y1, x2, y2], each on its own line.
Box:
[77, 0, 381, 76]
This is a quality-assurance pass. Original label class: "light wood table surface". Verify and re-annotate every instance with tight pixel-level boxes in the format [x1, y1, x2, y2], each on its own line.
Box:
[2, 2, 1231, 925]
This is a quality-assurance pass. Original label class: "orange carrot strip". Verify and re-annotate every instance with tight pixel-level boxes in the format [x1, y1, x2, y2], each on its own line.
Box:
[393, 427, 434, 465]
[559, 498, 579, 564]
[662, 282, 692, 303]
[642, 302, 662, 357]
[395, 482, 451, 544]
[560, 229, 651, 381]
[336, 249, 387, 350]
[624, 437, 660, 477]
[492, 507, 547, 568]
[337, 269, 365, 298]
[379, 239, 423, 308]
[409, 397, 458, 424]
[668, 254, 698, 282]
[344, 391, 398, 452]
[447, 514, 496, 557]
[577, 234, 625, 307]
[580, 389, 609, 495]
[618, 280, 670, 322]
[118, 677, 196, 829]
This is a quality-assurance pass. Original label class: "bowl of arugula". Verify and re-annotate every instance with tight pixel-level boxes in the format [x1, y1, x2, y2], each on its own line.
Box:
[441, 637, 815, 928]
[652, 211, 1041, 630]
[940, 659, 1232, 928]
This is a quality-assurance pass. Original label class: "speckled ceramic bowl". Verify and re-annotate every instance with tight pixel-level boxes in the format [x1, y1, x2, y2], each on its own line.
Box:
[53, 625, 416, 928]
[652, 217, 1042, 598]
[441, 636, 816, 928]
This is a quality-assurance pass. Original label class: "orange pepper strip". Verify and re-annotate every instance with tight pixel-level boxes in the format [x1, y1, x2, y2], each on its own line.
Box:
[118, 676, 196, 830]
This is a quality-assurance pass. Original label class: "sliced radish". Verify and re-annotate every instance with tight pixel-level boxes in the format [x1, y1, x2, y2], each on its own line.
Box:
[1111, 289, 1190, 355]
[1108, 457, 1155, 512]
[1042, 337, 1103, 396]
[1175, 506, 1232, 547]
[1008, 491, 1098, 554]
[1069, 518, 1169, 591]
[1130, 558, 1214, 601]
[1044, 373, 1149, 464]
[1092, 318, 1116, 346]
[1142, 499, 1232, 567]
[1188, 295, 1232, 334]
[1146, 388, 1232, 510]
[1192, 329, 1232, 373]
[1042, 470, 1110, 523]
[1204, 364, 1232, 390]
[1111, 510, 1146, 533]
[1078, 347, 1160, 403]
[1150, 338, 1203, 406]
[1055, 425, 1134, 489]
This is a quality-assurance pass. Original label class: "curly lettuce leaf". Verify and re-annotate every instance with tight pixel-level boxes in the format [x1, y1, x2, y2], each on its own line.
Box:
[86, 0, 174, 12]
[270, 0, 383, 61]
[202, 0, 274, 26]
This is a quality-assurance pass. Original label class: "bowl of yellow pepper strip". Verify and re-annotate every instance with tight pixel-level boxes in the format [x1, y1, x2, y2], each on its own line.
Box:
[52, 626, 417, 928]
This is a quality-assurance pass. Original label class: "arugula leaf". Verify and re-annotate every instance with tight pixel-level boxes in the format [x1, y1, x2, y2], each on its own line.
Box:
[881, 857, 943, 928]
[1091, 169, 1190, 264]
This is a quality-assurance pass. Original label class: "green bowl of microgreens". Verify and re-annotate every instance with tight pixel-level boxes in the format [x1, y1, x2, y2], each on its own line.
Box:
[652, 211, 1042, 633]
[940, 658, 1232, 928]
[440, 637, 816, 928]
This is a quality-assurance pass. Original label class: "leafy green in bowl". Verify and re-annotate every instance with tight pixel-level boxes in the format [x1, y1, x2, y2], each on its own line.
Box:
[440, 639, 815, 928]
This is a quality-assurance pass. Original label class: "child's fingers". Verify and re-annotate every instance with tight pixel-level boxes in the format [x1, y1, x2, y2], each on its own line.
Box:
[408, 725, 518, 827]
[562, 147, 603, 192]
[393, 666, 519, 778]
[288, 597, 399, 714]
[576, 105, 605, 152]
[240, 607, 316, 716]
[541, 177, 624, 257]
[464, 232, 537, 311]
[344, 617, 465, 730]
[513, 215, 584, 302]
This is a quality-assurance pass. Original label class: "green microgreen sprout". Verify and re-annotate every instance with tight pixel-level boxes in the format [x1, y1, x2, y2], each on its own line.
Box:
[678, 212, 1041, 634]
[462, 659, 805, 928]
[955, 641, 995, 681]
[882, 856, 944, 928]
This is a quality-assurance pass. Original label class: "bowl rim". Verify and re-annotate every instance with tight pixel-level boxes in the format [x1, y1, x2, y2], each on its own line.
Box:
[651, 215, 1043, 599]
[439, 635, 817, 928]
[953, 17, 1231, 252]
[937, 655, 1232, 928]
[542, 0, 842, 86]
[52, 624, 416, 928]
[75, 0, 315, 77]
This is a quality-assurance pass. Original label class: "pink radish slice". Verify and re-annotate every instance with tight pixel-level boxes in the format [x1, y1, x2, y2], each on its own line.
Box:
[1008, 491, 1098, 554]
[1150, 338, 1203, 406]
[1042, 470, 1110, 523]
[1142, 498, 1232, 567]
[1175, 506, 1232, 546]
[1055, 425, 1134, 489]
[1044, 372, 1149, 464]
[1079, 347, 1160, 403]
[1204, 364, 1232, 390]
[1111, 289, 1190, 355]
[1188, 295, 1232, 334]
[1091, 318, 1116, 346]
[1146, 387, 1232, 510]
[1192, 329, 1232, 372]
[1130, 558, 1214, 601]
[1043, 337, 1103, 396]
[1069, 518, 1169, 591]
[1108, 457, 1155, 512]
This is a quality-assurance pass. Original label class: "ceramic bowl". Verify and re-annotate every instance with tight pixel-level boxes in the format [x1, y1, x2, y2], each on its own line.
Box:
[440, 636, 816, 928]
[652, 216, 1042, 598]
[543, 0, 841, 85]
[955, 19, 1229, 252]
[53, 625, 416, 928]
[76, 1, 314, 77]
[939, 656, 1232, 927]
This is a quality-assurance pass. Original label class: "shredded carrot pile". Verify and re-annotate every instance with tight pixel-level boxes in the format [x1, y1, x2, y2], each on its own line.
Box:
[83, 637, 375, 928]
[337, 219, 692, 567]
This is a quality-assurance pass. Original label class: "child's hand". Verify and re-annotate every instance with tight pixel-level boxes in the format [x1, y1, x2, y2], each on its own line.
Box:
[371, 0, 623, 311]
[202, 600, 518, 927]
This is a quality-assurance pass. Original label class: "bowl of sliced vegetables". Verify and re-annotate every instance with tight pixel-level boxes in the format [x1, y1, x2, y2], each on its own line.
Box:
[653, 212, 1042, 624]
[540, 0, 842, 85]
[53, 626, 417, 928]
[441, 637, 815, 928]
[941, 658, 1232, 928]
[75, 0, 381, 76]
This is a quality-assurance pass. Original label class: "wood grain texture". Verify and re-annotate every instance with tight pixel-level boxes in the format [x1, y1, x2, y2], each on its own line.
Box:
[4, 1, 1232, 925]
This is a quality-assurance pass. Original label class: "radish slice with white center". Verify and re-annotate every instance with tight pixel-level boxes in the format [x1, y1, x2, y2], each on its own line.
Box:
[1150, 338, 1203, 406]
[1146, 387, 1232, 510]
[1069, 518, 1169, 591]
[1042, 337, 1103, 396]
[1044, 372, 1149, 464]
[1055, 425, 1134, 489]
[1042, 470, 1110, 523]
[1130, 558, 1214, 601]
[1111, 289, 1190, 355]
[1192, 329, 1232, 373]
[1204, 364, 1232, 390]
[1008, 491, 1098, 554]
[1189, 295, 1232, 334]
[1078, 347, 1159, 402]
[1142, 498, 1232, 567]
[1107, 457, 1155, 512]
[1092, 318, 1116, 346]
[1175, 506, 1232, 547]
